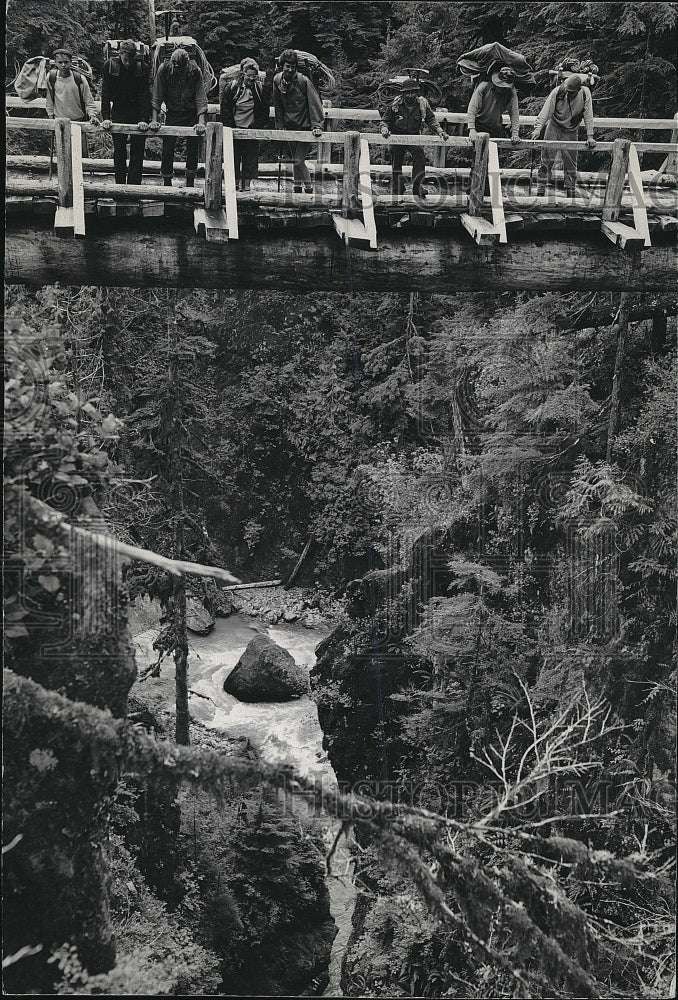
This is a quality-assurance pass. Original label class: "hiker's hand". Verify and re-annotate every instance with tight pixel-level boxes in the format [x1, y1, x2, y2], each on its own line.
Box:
[530, 128, 540, 141]
[380, 125, 390, 138]
[101, 119, 112, 130]
[194, 123, 206, 135]
[468, 128, 477, 143]
[511, 134, 521, 146]
[312, 126, 324, 138]
[439, 131, 449, 142]
[89, 115, 100, 125]
[587, 137, 597, 149]
[137, 121, 149, 131]
[149, 120, 160, 132]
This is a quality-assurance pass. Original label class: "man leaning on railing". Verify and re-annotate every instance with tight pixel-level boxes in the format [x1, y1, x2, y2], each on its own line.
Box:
[531, 74, 597, 198]
[150, 47, 207, 188]
[379, 77, 449, 198]
[100, 40, 152, 186]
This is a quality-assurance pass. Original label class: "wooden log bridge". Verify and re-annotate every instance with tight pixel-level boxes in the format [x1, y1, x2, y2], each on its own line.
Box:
[6, 116, 677, 291]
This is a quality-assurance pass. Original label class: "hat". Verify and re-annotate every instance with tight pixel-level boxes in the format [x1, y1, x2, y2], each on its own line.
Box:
[400, 77, 421, 93]
[491, 66, 515, 88]
[241, 57, 259, 72]
[120, 39, 137, 52]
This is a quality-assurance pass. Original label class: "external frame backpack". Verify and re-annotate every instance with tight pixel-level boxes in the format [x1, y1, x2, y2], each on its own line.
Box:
[219, 63, 266, 101]
[274, 50, 335, 95]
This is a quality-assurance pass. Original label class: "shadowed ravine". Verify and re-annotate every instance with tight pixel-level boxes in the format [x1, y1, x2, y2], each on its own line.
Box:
[132, 613, 356, 997]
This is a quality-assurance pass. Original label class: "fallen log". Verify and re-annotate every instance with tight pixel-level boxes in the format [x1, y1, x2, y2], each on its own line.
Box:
[555, 295, 677, 330]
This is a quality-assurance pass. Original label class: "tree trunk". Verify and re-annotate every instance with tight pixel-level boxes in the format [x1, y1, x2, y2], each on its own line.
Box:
[606, 293, 630, 464]
[166, 292, 190, 745]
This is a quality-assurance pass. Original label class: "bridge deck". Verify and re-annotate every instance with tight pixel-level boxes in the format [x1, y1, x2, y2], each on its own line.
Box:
[5, 110, 677, 289]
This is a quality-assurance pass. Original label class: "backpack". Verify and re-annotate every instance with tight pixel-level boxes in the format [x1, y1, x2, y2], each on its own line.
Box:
[46, 67, 90, 117]
[105, 55, 148, 79]
[377, 74, 442, 111]
[14, 55, 51, 101]
[104, 39, 151, 64]
[219, 63, 266, 101]
[275, 50, 335, 95]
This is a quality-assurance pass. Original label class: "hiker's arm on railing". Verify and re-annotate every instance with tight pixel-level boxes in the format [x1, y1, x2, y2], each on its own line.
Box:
[6, 96, 678, 131]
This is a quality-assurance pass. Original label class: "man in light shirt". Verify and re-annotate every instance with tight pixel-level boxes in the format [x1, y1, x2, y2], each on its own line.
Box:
[532, 74, 597, 197]
[45, 49, 99, 156]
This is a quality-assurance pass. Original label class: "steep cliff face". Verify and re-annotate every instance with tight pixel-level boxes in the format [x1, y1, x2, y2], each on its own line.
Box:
[3, 506, 138, 993]
[179, 788, 337, 997]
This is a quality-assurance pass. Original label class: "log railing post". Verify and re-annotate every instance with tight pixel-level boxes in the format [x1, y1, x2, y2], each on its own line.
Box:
[468, 131, 490, 216]
[204, 121, 224, 210]
[316, 101, 332, 167]
[342, 130, 361, 218]
[667, 112, 678, 176]
[603, 138, 631, 222]
[55, 118, 73, 208]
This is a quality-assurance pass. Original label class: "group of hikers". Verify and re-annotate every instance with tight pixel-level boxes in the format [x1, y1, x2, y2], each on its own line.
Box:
[44, 41, 597, 198]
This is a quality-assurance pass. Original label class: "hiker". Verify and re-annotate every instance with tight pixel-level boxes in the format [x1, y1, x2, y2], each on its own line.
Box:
[273, 49, 324, 194]
[380, 77, 449, 197]
[220, 57, 271, 190]
[45, 49, 99, 156]
[151, 47, 207, 187]
[466, 66, 521, 143]
[100, 40, 152, 185]
[532, 74, 596, 197]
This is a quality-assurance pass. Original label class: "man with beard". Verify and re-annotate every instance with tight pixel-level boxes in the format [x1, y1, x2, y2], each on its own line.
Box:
[380, 77, 449, 197]
[151, 47, 207, 187]
[273, 49, 325, 194]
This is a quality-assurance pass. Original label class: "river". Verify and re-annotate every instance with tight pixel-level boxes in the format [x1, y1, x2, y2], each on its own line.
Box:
[131, 611, 355, 997]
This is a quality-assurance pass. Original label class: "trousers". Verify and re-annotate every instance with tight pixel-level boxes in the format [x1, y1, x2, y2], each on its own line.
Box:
[537, 120, 579, 191]
[234, 137, 260, 187]
[287, 141, 312, 188]
[390, 143, 427, 195]
[160, 135, 200, 179]
[112, 133, 146, 185]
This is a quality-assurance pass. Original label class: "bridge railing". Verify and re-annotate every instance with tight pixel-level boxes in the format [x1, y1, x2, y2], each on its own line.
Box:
[6, 115, 678, 250]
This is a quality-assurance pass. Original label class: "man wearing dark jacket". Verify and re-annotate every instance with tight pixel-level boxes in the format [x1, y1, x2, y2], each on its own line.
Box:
[220, 57, 271, 190]
[101, 40, 152, 185]
[273, 49, 324, 193]
[151, 47, 207, 187]
[380, 78, 448, 196]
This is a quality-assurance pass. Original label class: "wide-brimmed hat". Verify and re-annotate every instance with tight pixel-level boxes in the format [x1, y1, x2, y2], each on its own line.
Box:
[400, 77, 421, 93]
[491, 66, 515, 88]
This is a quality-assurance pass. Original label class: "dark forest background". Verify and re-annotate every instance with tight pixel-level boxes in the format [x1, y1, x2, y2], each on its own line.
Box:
[4, 2, 677, 997]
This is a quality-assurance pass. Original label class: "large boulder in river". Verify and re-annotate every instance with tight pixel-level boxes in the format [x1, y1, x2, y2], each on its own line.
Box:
[186, 597, 215, 635]
[224, 634, 308, 702]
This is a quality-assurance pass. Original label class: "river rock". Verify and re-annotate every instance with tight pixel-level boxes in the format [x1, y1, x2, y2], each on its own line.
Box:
[283, 610, 299, 623]
[185, 597, 215, 635]
[224, 634, 308, 702]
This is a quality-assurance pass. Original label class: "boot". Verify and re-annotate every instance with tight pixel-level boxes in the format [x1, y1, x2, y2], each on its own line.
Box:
[304, 185, 314, 195]
[536, 181, 546, 196]
[163, 176, 172, 187]
[184, 171, 196, 188]
[293, 184, 303, 194]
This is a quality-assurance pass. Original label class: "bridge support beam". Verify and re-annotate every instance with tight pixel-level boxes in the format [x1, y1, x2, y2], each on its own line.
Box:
[5, 220, 675, 292]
